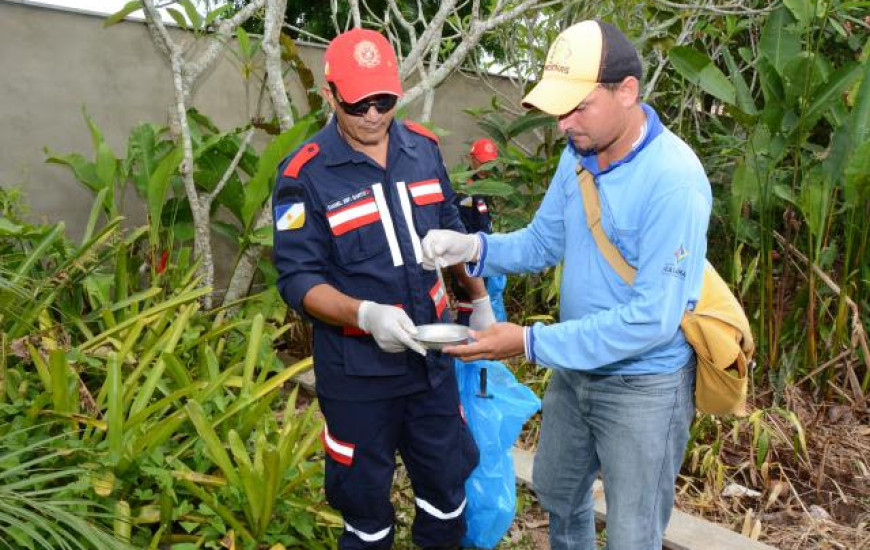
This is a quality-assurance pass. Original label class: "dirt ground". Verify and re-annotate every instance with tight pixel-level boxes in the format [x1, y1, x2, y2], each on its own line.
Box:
[502, 387, 870, 550]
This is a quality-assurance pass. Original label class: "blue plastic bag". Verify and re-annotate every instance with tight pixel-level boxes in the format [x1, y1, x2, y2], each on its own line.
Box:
[485, 275, 508, 322]
[456, 359, 541, 549]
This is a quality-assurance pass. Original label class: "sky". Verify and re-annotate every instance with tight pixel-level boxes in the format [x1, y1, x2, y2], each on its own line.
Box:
[28, 0, 201, 22]
[44, 0, 137, 12]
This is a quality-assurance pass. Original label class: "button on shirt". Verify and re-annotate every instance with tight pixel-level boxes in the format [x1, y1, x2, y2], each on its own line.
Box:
[273, 118, 467, 401]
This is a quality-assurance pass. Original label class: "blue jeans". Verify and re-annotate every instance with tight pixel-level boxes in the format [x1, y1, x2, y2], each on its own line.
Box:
[532, 362, 695, 550]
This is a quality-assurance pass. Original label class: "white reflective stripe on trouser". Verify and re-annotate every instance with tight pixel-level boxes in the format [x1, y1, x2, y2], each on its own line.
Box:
[322, 424, 354, 464]
[345, 521, 391, 542]
[414, 497, 467, 520]
[371, 183, 403, 267]
[395, 181, 423, 264]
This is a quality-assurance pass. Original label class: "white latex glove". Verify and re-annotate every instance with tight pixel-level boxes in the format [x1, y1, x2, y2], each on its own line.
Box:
[421, 230, 481, 270]
[357, 301, 427, 356]
[469, 295, 497, 331]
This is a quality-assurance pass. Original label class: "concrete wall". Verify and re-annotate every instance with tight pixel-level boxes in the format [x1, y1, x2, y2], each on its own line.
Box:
[0, 1, 524, 242]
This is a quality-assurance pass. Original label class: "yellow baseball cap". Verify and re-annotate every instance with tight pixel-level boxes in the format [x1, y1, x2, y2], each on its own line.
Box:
[522, 20, 643, 116]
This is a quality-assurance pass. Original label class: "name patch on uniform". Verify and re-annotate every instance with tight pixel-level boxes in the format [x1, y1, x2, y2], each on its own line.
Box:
[408, 179, 444, 205]
[275, 202, 305, 231]
[326, 188, 372, 211]
[326, 189, 380, 236]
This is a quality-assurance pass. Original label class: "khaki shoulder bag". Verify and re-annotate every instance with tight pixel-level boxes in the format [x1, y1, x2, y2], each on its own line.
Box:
[577, 168, 754, 416]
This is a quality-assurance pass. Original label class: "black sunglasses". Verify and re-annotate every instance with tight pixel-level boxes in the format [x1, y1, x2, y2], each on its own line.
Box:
[339, 94, 398, 116]
[331, 84, 397, 116]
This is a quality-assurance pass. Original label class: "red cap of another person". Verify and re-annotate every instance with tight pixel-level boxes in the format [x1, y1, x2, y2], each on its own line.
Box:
[470, 138, 499, 163]
[324, 28, 403, 104]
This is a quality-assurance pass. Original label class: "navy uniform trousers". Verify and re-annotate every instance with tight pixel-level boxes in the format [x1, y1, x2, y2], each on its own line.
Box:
[319, 373, 479, 550]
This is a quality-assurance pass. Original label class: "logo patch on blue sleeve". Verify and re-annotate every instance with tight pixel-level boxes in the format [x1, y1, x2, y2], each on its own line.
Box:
[275, 202, 305, 231]
[663, 245, 689, 279]
[674, 245, 689, 263]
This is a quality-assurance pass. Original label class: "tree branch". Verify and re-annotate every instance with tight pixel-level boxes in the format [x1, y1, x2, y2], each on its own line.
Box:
[142, 0, 215, 306]
[206, 128, 254, 206]
[420, 31, 441, 122]
[262, 0, 294, 132]
[645, 14, 695, 99]
[400, 0, 554, 107]
[183, 0, 267, 100]
[222, 0, 294, 307]
[386, 0, 414, 35]
[653, 0, 774, 15]
[222, 204, 273, 307]
[283, 23, 331, 44]
[330, 0, 341, 34]
[398, 0, 457, 80]
[348, 0, 361, 27]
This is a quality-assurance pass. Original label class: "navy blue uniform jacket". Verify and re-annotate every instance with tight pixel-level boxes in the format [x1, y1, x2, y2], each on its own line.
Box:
[273, 118, 467, 401]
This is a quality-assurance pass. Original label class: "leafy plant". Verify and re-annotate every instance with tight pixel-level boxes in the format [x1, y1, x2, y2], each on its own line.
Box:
[667, 2, 869, 391]
[0, 424, 133, 550]
[47, 110, 317, 290]
[1, 185, 337, 548]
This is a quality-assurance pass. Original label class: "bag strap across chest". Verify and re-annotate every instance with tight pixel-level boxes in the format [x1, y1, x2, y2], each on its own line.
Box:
[577, 167, 636, 285]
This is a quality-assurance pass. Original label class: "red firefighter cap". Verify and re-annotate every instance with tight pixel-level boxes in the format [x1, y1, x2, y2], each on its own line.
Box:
[324, 28, 403, 104]
[470, 138, 499, 163]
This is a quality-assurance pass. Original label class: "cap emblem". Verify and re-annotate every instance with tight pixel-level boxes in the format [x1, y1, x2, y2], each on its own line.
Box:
[354, 40, 381, 68]
[544, 36, 571, 74]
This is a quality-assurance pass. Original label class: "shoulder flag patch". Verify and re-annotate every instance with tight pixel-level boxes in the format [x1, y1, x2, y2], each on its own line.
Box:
[404, 121, 439, 144]
[283, 143, 320, 178]
[275, 202, 306, 231]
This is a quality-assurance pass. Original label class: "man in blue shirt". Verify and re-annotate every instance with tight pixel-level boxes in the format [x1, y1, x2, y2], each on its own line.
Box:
[422, 20, 711, 550]
[272, 28, 494, 550]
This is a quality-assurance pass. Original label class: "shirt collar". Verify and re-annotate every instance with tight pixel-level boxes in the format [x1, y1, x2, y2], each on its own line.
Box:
[322, 117, 419, 167]
[576, 103, 663, 176]
[390, 120, 419, 158]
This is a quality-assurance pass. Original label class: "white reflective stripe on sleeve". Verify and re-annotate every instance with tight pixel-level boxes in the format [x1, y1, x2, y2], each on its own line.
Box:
[395, 181, 423, 264]
[371, 183, 403, 267]
[345, 521, 391, 542]
[414, 497, 467, 520]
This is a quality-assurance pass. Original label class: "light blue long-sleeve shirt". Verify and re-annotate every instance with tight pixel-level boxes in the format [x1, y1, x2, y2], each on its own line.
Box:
[474, 104, 712, 374]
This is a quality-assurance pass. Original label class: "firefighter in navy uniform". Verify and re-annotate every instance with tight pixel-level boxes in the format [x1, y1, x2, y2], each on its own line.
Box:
[452, 139, 507, 325]
[272, 28, 495, 550]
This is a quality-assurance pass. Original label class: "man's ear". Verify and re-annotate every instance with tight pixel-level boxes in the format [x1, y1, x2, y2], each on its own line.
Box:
[618, 77, 641, 107]
[322, 85, 336, 109]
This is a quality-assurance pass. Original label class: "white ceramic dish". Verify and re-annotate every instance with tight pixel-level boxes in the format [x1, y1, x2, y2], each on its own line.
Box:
[414, 323, 469, 350]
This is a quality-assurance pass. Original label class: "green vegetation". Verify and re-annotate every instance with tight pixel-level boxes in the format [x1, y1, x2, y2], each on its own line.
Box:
[0, 162, 336, 547]
[1, 0, 867, 548]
